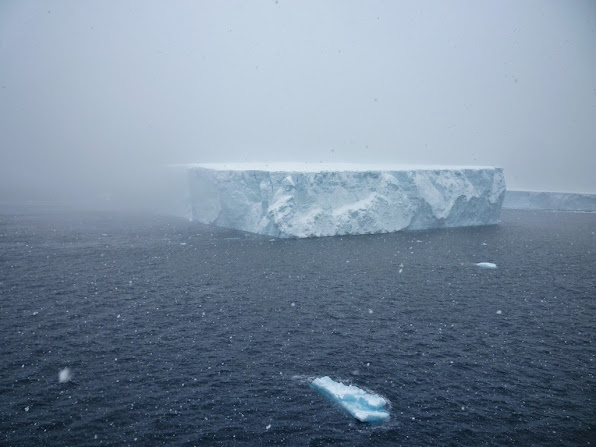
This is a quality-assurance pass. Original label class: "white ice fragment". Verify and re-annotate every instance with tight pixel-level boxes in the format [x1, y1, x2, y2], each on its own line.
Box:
[180, 242, 186, 246]
[291, 302, 295, 307]
[496, 310, 502, 315]
[59, 368, 72, 383]
[311, 376, 390, 423]
[265, 424, 271, 430]
[475, 262, 497, 269]
[25, 406, 30, 412]
[368, 309, 373, 314]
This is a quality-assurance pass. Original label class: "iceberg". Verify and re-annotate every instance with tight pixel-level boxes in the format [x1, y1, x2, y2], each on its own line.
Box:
[311, 376, 390, 423]
[174, 163, 506, 238]
[503, 190, 596, 211]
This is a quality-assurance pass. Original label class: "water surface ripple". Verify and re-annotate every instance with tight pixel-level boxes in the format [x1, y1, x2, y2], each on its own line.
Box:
[0, 207, 595, 446]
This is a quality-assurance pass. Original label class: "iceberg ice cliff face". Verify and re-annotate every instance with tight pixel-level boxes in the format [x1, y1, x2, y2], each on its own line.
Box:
[178, 163, 506, 238]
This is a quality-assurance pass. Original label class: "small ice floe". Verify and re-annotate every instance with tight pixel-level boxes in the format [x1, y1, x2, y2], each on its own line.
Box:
[59, 367, 72, 383]
[311, 376, 390, 423]
[496, 310, 502, 315]
[180, 242, 187, 246]
[475, 262, 497, 269]
[265, 424, 271, 430]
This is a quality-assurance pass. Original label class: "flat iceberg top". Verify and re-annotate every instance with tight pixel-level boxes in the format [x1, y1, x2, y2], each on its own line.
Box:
[185, 162, 497, 173]
[311, 376, 390, 423]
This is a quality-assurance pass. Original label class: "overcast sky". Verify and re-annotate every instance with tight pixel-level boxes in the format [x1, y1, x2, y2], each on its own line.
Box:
[1, 0, 595, 205]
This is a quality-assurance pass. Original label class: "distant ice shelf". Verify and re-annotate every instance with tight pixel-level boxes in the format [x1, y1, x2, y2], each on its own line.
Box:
[170, 163, 506, 238]
[503, 190, 596, 211]
[311, 376, 390, 423]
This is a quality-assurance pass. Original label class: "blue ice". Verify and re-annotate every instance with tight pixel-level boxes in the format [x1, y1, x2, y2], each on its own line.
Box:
[311, 376, 390, 423]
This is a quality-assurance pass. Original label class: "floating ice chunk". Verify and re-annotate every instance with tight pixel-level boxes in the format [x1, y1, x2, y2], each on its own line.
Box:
[59, 367, 72, 383]
[176, 163, 506, 238]
[475, 262, 497, 269]
[311, 376, 390, 423]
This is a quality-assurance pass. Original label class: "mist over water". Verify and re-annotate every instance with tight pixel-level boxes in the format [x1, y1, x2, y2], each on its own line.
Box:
[1, 0, 596, 206]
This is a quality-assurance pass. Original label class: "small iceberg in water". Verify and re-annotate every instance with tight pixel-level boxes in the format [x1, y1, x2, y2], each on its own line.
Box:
[475, 262, 497, 269]
[311, 376, 390, 423]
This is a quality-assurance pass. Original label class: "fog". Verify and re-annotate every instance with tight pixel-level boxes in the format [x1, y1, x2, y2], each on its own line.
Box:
[1, 0, 595, 209]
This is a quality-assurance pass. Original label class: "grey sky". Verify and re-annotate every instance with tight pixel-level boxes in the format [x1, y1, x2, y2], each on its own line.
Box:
[1, 0, 595, 205]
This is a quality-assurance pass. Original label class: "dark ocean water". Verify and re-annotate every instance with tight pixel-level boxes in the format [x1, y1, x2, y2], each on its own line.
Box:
[1, 205, 595, 446]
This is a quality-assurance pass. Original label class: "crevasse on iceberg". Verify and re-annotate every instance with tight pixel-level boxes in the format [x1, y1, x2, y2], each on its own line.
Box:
[180, 163, 506, 238]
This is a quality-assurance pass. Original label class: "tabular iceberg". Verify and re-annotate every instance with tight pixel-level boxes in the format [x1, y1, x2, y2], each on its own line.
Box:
[175, 163, 506, 238]
[311, 376, 390, 423]
[503, 190, 596, 211]
[475, 262, 497, 269]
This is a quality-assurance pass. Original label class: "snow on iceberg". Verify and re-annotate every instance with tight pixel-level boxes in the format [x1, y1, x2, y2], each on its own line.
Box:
[311, 376, 390, 423]
[175, 163, 506, 238]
